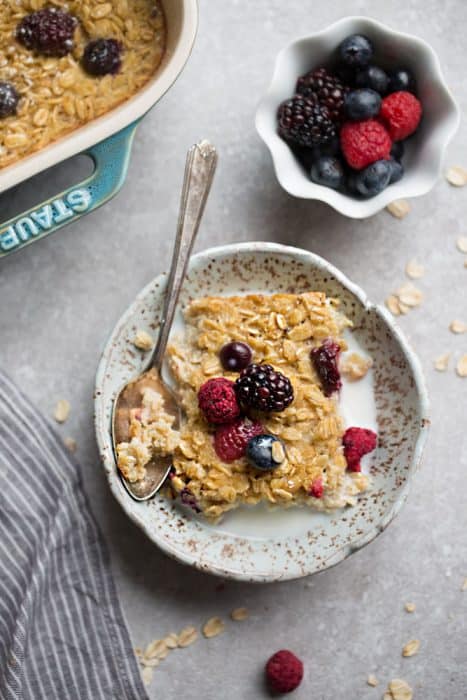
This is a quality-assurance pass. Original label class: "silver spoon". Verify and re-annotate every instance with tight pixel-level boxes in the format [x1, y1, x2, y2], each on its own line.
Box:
[112, 140, 218, 501]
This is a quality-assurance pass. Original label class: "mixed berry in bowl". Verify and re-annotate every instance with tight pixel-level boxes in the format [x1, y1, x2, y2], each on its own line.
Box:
[277, 33, 423, 198]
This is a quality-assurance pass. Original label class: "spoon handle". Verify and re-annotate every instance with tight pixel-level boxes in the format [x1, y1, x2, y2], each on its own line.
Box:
[151, 140, 218, 372]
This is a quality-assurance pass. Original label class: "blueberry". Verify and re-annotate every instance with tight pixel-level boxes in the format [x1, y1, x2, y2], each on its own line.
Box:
[344, 89, 381, 120]
[220, 341, 252, 372]
[310, 155, 344, 189]
[338, 34, 374, 68]
[0, 82, 20, 118]
[246, 434, 286, 471]
[355, 65, 389, 95]
[390, 141, 405, 161]
[388, 158, 404, 184]
[354, 160, 392, 197]
[388, 68, 416, 94]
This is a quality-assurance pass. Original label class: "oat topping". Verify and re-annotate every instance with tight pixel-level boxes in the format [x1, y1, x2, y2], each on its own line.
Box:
[449, 320, 467, 334]
[446, 166, 467, 187]
[202, 616, 225, 638]
[456, 355, 467, 377]
[402, 639, 420, 657]
[0, 0, 166, 169]
[54, 399, 70, 423]
[405, 260, 425, 280]
[434, 353, 450, 372]
[231, 607, 249, 621]
[133, 329, 155, 351]
[340, 352, 373, 380]
[386, 199, 410, 219]
[367, 674, 379, 687]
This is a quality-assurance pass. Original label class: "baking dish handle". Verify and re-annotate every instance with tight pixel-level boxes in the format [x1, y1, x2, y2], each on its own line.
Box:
[0, 120, 140, 258]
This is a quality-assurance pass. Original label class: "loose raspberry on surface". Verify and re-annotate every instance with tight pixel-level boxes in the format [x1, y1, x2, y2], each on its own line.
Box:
[343, 427, 377, 472]
[265, 650, 304, 694]
[198, 378, 240, 424]
[235, 364, 294, 413]
[340, 119, 392, 170]
[16, 8, 77, 57]
[213, 418, 263, 463]
[309, 477, 324, 499]
[310, 339, 342, 397]
[380, 91, 422, 141]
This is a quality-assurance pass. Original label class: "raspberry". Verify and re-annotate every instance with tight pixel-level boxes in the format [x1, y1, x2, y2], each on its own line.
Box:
[340, 119, 392, 170]
[236, 364, 294, 413]
[16, 8, 77, 57]
[277, 94, 337, 149]
[380, 91, 422, 141]
[309, 477, 324, 499]
[310, 339, 342, 397]
[265, 650, 304, 694]
[343, 427, 377, 472]
[213, 418, 263, 462]
[198, 378, 240, 424]
[82, 38, 123, 76]
[296, 67, 348, 124]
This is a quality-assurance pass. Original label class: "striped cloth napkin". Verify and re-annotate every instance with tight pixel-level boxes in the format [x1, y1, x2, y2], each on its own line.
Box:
[0, 371, 148, 700]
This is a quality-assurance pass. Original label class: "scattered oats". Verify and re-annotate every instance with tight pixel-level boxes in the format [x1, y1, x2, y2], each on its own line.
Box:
[456, 354, 467, 377]
[63, 436, 77, 453]
[144, 639, 168, 660]
[405, 602, 416, 613]
[383, 694, 392, 700]
[341, 352, 373, 380]
[396, 283, 423, 308]
[141, 666, 153, 687]
[398, 302, 411, 315]
[405, 260, 425, 279]
[177, 626, 198, 648]
[271, 441, 286, 463]
[141, 657, 160, 668]
[464, 257, 467, 268]
[434, 353, 450, 371]
[461, 578, 467, 591]
[450, 320, 467, 334]
[367, 674, 379, 687]
[386, 295, 401, 316]
[134, 647, 143, 658]
[386, 199, 410, 219]
[388, 678, 413, 700]
[54, 399, 70, 423]
[456, 236, 467, 253]
[164, 633, 179, 649]
[202, 616, 225, 638]
[402, 639, 420, 657]
[231, 607, 249, 621]
[446, 165, 467, 187]
[133, 329, 154, 351]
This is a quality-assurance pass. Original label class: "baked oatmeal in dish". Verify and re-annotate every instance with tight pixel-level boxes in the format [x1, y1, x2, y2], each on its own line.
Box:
[0, 0, 166, 169]
[114, 291, 377, 522]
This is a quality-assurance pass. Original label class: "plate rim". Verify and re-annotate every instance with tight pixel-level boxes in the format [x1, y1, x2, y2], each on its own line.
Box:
[94, 242, 430, 582]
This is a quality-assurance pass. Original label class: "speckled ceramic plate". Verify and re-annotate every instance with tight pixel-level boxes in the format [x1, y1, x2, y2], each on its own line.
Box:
[95, 243, 429, 582]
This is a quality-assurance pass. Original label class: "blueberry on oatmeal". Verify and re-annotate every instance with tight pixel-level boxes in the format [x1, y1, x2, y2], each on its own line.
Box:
[246, 434, 286, 471]
[82, 38, 123, 76]
[0, 83, 20, 119]
[16, 8, 77, 57]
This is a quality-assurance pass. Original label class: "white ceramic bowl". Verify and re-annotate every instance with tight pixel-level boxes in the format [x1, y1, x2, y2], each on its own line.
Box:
[95, 242, 429, 582]
[255, 16, 460, 218]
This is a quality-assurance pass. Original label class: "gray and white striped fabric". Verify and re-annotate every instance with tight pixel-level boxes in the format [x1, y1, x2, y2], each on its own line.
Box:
[0, 371, 148, 700]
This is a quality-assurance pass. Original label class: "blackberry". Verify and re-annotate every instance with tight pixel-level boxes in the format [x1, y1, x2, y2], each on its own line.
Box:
[16, 8, 77, 57]
[0, 82, 20, 118]
[296, 67, 347, 124]
[277, 95, 336, 149]
[235, 364, 294, 413]
[82, 39, 123, 76]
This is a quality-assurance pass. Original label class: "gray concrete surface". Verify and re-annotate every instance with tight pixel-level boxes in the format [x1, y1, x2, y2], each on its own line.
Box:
[1, 1, 466, 698]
